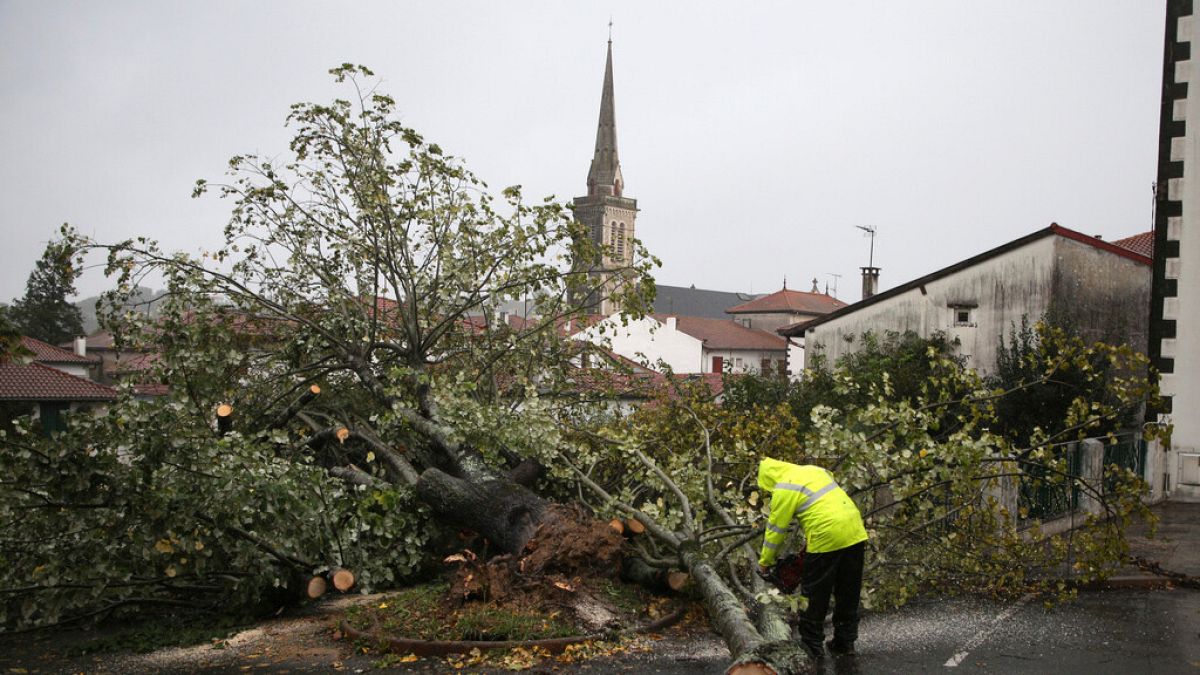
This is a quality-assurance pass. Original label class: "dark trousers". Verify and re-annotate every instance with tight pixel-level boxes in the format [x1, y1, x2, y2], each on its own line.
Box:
[797, 541, 865, 651]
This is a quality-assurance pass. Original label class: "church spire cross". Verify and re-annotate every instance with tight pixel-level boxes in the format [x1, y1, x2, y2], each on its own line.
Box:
[587, 32, 623, 198]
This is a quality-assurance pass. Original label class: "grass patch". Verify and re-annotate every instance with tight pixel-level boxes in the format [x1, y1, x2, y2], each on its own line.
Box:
[344, 582, 577, 642]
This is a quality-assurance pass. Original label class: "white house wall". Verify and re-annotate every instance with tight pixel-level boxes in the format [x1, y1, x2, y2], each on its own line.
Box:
[808, 236, 1059, 375]
[573, 315, 705, 373]
[1164, 10, 1200, 499]
[787, 339, 805, 378]
[45, 363, 90, 379]
[703, 348, 787, 375]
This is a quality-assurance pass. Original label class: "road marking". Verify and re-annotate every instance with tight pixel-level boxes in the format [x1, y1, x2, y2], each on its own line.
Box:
[944, 593, 1035, 668]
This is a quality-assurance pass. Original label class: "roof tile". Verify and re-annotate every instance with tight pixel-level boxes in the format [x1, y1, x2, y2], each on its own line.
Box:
[655, 315, 787, 350]
[726, 288, 846, 315]
[1113, 231, 1154, 259]
[0, 362, 117, 401]
[21, 336, 98, 364]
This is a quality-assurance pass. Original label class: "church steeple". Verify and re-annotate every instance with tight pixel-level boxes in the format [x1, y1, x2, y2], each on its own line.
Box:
[573, 34, 638, 316]
[586, 38, 624, 198]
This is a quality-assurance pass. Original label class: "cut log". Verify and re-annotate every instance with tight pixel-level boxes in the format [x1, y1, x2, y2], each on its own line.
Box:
[609, 518, 625, 535]
[332, 568, 355, 592]
[625, 518, 646, 536]
[725, 641, 813, 674]
[306, 575, 327, 599]
[216, 404, 234, 436]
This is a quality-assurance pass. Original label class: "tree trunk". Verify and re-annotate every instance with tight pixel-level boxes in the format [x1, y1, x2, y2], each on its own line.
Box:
[415, 467, 548, 556]
[676, 543, 813, 675]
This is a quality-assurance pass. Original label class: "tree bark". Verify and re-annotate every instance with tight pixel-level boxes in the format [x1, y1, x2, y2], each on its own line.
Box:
[415, 467, 548, 556]
[676, 543, 813, 675]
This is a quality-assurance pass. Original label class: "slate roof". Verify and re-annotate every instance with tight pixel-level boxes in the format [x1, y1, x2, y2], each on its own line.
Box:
[726, 288, 846, 315]
[0, 362, 117, 401]
[655, 314, 787, 351]
[778, 223, 1153, 338]
[22, 336, 98, 364]
[1113, 231, 1154, 259]
[653, 285, 760, 320]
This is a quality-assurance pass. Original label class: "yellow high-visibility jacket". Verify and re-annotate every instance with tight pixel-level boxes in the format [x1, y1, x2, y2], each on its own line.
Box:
[757, 457, 867, 566]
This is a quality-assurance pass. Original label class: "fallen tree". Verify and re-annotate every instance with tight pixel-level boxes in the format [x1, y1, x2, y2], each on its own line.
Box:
[0, 66, 1165, 674]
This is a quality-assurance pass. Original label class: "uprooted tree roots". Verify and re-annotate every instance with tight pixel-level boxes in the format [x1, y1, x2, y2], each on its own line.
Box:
[447, 504, 624, 603]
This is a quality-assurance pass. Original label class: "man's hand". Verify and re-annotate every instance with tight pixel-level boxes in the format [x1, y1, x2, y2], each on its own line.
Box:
[757, 564, 772, 580]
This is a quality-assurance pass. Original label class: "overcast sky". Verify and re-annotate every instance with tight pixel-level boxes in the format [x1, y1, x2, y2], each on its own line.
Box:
[0, 1, 1166, 304]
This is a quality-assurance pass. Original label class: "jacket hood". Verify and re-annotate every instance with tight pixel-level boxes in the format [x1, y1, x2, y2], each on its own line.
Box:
[757, 457, 792, 492]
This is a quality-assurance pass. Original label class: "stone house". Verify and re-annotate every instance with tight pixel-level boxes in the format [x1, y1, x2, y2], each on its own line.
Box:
[779, 224, 1153, 377]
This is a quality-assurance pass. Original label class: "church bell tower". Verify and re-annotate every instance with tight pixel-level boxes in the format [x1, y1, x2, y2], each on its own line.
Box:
[573, 36, 638, 315]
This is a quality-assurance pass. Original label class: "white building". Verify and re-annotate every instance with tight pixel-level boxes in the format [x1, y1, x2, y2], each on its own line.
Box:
[573, 313, 790, 376]
[1152, 1, 1200, 501]
[781, 224, 1152, 378]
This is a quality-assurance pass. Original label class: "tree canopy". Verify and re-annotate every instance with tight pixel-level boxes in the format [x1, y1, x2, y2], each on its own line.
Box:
[8, 236, 85, 344]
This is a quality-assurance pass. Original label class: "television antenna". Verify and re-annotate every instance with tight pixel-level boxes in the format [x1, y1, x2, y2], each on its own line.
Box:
[825, 272, 842, 298]
[855, 225, 877, 268]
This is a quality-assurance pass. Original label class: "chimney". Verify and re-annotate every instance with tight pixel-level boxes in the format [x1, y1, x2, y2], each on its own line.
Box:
[861, 267, 881, 300]
[74, 336, 87, 357]
[666, 316, 677, 331]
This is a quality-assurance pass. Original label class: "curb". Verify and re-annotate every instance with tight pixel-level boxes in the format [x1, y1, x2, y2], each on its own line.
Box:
[1072, 575, 1171, 591]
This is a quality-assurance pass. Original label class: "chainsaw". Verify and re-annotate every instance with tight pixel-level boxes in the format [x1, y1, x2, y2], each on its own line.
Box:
[759, 551, 805, 594]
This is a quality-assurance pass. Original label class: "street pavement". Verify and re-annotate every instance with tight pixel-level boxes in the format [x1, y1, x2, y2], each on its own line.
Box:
[584, 501, 1200, 674]
[6, 503, 1200, 674]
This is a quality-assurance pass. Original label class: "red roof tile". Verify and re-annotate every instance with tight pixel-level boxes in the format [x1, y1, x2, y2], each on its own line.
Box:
[1113, 231, 1154, 259]
[726, 288, 846, 315]
[21, 336, 98, 364]
[655, 315, 787, 350]
[0, 362, 117, 401]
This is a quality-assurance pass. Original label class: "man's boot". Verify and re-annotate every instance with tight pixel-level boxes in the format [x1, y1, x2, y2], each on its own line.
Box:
[827, 638, 855, 656]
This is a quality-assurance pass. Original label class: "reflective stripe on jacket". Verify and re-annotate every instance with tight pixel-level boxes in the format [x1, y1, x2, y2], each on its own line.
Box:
[757, 457, 867, 566]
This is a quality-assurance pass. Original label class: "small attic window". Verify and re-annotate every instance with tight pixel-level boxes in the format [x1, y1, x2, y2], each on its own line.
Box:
[954, 309, 973, 327]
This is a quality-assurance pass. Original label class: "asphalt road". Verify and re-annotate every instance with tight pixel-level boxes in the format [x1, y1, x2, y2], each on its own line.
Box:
[821, 588, 1200, 674]
[6, 588, 1197, 673]
[491, 587, 1200, 675]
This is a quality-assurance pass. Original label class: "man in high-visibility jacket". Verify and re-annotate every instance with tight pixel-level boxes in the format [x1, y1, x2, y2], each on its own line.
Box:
[757, 457, 868, 658]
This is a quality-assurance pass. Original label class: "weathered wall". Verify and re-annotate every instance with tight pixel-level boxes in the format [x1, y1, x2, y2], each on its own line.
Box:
[1050, 237, 1152, 355]
[730, 311, 820, 334]
[807, 236, 1059, 376]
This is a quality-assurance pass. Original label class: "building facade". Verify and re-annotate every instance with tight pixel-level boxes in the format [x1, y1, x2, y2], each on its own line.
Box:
[782, 225, 1152, 378]
[1152, 0, 1200, 500]
[573, 313, 790, 376]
